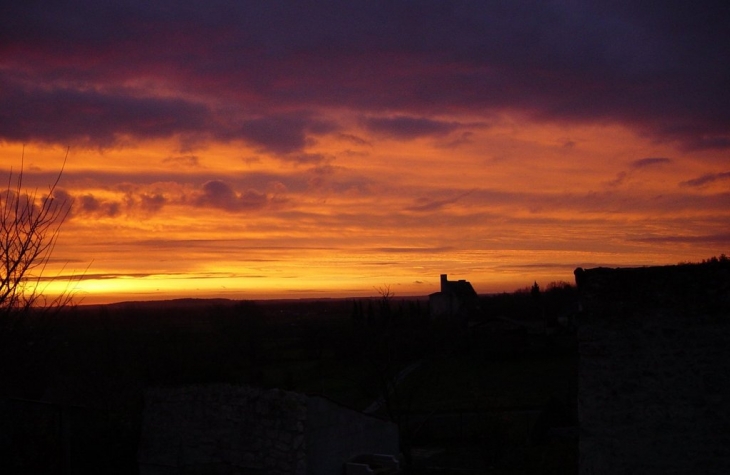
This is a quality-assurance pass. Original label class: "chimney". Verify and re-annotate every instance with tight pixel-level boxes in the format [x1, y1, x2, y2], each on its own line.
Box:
[440, 274, 448, 291]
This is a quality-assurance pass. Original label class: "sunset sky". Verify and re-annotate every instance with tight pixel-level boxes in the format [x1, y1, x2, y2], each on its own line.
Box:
[2, 1, 729, 304]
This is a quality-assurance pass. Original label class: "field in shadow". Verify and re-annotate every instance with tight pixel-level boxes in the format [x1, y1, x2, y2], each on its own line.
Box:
[0, 285, 579, 474]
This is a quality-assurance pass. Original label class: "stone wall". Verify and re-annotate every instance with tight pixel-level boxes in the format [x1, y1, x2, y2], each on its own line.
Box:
[577, 264, 730, 474]
[137, 384, 399, 475]
[138, 385, 307, 475]
[306, 396, 399, 475]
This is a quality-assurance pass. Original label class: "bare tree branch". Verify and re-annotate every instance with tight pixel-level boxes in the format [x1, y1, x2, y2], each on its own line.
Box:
[1, 148, 74, 319]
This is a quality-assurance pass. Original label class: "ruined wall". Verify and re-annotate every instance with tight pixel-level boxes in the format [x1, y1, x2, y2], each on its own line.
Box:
[137, 385, 399, 475]
[306, 396, 398, 475]
[429, 292, 457, 318]
[138, 385, 307, 475]
[577, 264, 730, 474]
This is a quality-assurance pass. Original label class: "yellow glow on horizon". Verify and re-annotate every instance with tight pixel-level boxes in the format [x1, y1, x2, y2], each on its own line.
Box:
[3, 114, 728, 306]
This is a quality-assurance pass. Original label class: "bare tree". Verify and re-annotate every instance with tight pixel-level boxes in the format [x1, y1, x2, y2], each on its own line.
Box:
[0, 150, 73, 318]
[0, 151, 75, 398]
[374, 284, 395, 325]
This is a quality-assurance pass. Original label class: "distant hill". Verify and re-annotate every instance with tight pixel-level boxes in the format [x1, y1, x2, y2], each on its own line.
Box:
[78, 294, 432, 310]
[83, 297, 238, 310]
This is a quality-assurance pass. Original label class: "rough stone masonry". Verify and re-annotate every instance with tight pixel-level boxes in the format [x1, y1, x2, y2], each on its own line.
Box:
[137, 384, 399, 475]
[576, 263, 730, 474]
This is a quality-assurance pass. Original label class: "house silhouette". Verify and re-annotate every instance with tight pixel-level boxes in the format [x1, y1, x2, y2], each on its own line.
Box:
[429, 274, 478, 319]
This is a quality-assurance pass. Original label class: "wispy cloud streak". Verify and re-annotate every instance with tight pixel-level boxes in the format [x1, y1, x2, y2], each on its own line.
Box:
[680, 172, 730, 187]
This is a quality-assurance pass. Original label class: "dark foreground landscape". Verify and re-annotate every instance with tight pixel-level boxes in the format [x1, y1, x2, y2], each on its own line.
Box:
[1, 257, 729, 474]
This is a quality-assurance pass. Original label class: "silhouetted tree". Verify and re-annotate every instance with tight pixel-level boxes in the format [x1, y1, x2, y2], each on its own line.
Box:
[0, 153, 74, 397]
[531, 281, 541, 300]
[1, 152, 72, 317]
[375, 284, 394, 326]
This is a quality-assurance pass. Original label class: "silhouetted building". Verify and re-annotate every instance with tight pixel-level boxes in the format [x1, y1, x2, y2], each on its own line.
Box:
[429, 274, 479, 319]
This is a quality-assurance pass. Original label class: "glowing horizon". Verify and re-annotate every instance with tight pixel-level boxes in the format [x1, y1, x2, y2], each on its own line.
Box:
[2, 3, 728, 305]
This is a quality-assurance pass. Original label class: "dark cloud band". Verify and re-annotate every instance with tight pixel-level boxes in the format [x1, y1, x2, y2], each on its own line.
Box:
[1, 1, 727, 152]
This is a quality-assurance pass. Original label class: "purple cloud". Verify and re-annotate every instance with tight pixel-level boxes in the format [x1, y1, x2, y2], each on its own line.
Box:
[0, 1, 727, 151]
[0, 78, 212, 147]
[77, 194, 121, 217]
[680, 171, 730, 187]
[362, 116, 463, 140]
[631, 157, 672, 168]
[405, 191, 473, 212]
[193, 180, 269, 212]
[49, 187, 171, 218]
[139, 193, 167, 213]
[231, 115, 337, 156]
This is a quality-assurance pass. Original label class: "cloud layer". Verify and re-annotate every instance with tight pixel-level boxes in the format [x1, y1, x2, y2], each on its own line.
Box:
[2, 1, 729, 152]
[1, 2, 729, 302]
